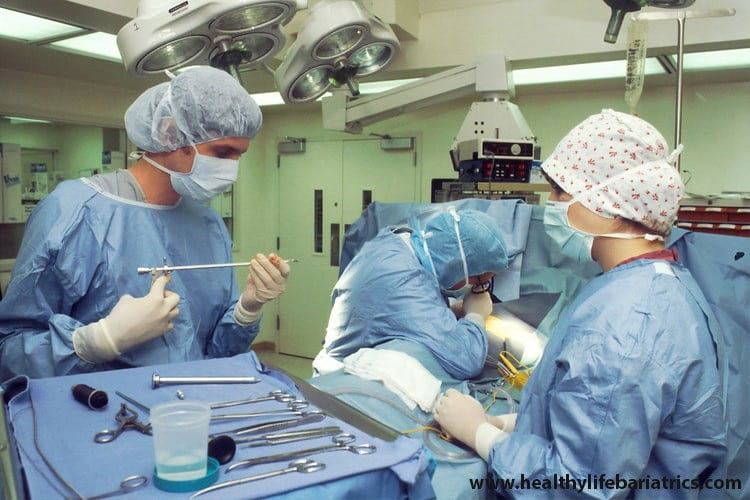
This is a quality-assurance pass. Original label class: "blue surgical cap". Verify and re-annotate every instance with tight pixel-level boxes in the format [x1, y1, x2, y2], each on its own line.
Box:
[411, 209, 508, 289]
[124, 66, 262, 153]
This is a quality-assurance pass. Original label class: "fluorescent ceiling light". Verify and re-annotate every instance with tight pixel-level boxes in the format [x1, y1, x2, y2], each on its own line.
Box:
[683, 48, 750, 71]
[250, 91, 286, 106]
[513, 58, 664, 85]
[0, 7, 84, 42]
[5, 116, 53, 124]
[50, 32, 121, 63]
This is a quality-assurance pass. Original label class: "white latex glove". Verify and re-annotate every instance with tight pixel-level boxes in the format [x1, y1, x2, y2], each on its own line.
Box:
[240, 253, 290, 312]
[73, 275, 180, 363]
[488, 413, 517, 432]
[434, 389, 488, 448]
[462, 291, 492, 327]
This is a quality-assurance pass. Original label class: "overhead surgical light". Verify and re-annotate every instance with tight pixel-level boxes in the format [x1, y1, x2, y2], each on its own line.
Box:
[275, 0, 400, 104]
[117, 0, 305, 80]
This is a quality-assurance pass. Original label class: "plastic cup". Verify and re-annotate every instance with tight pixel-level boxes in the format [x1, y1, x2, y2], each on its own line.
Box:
[151, 401, 210, 481]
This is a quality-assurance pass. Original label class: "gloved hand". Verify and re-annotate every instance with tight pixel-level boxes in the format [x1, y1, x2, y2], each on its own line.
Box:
[73, 275, 180, 363]
[462, 291, 492, 324]
[434, 389, 488, 448]
[240, 253, 290, 312]
[488, 413, 517, 432]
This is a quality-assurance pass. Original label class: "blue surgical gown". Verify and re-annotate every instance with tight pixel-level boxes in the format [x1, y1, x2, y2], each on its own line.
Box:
[490, 258, 727, 498]
[0, 179, 259, 380]
[315, 228, 488, 380]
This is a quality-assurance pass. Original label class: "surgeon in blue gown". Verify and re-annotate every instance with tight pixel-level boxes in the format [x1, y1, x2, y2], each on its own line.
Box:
[313, 207, 509, 380]
[435, 110, 728, 497]
[0, 67, 289, 380]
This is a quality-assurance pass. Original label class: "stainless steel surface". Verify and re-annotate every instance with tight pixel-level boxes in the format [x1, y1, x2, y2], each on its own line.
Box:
[152, 374, 261, 388]
[87, 475, 148, 500]
[190, 459, 325, 499]
[210, 390, 294, 409]
[115, 391, 150, 413]
[209, 412, 327, 438]
[137, 259, 298, 275]
[237, 426, 343, 447]
[211, 401, 309, 421]
[227, 433, 376, 471]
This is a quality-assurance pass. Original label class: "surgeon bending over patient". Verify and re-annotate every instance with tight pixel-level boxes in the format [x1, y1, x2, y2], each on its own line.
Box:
[314, 207, 509, 380]
[0, 67, 288, 380]
[435, 109, 727, 496]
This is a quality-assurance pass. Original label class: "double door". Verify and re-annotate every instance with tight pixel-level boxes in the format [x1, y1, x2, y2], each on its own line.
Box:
[277, 139, 417, 358]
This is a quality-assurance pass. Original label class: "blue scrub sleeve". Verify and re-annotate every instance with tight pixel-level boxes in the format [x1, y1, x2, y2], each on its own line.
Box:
[489, 327, 725, 499]
[206, 298, 260, 357]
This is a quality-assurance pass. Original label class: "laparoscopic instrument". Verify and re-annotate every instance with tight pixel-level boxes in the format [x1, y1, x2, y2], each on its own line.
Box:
[137, 259, 298, 276]
[152, 374, 261, 387]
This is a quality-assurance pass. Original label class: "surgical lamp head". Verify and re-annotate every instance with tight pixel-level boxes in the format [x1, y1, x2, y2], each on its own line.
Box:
[274, 0, 400, 104]
[602, 0, 696, 43]
[117, 0, 305, 78]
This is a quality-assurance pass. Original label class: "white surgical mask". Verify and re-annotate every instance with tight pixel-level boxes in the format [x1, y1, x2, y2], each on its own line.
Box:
[144, 145, 238, 203]
[543, 199, 664, 264]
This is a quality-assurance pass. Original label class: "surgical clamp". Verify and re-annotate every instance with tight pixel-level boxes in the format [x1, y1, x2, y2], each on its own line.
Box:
[210, 390, 295, 409]
[87, 475, 148, 499]
[152, 373, 260, 387]
[211, 401, 309, 421]
[95, 404, 152, 443]
[210, 411, 327, 438]
[236, 426, 343, 447]
[190, 459, 324, 499]
[227, 433, 376, 472]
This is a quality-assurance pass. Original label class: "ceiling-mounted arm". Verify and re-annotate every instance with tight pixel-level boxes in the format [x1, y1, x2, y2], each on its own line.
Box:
[322, 54, 514, 134]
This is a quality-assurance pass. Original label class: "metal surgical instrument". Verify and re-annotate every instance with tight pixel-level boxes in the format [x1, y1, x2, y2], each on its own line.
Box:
[95, 404, 152, 443]
[210, 390, 295, 409]
[227, 433, 376, 472]
[236, 426, 343, 447]
[137, 259, 299, 276]
[152, 373, 260, 387]
[87, 475, 148, 499]
[115, 391, 151, 413]
[211, 401, 309, 421]
[210, 411, 327, 438]
[190, 459, 324, 499]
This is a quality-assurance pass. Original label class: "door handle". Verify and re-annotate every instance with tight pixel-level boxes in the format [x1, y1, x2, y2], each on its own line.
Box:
[330, 223, 340, 267]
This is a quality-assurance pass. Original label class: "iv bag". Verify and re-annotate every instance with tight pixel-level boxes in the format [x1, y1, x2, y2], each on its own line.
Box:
[625, 18, 649, 115]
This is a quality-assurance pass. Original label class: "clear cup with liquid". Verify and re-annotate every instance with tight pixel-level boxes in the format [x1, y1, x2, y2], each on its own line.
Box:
[151, 400, 210, 481]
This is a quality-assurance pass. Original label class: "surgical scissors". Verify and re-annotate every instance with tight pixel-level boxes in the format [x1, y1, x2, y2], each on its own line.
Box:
[211, 401, 309, 421]
[190, 459, 324, 499]
[210, 390, 295, 409]
[87, 475, 148, 499]
[227, 433, 376, 472]
[95, 404, 152, 443]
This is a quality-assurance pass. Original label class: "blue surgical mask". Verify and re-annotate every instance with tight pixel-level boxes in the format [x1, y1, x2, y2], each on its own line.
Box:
[543, 200, 595, 264]
[144, 145, 238, 203]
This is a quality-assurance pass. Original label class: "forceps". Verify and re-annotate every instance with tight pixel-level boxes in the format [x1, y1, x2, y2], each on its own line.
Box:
[227, 433, 376, 471]
[95, 404, 152, 443]
[210, 411, 327, 438]
[211, 401, 309, 421]
[190, 459, 324, 499]
[87, 475, 148, 499]
[210, 390, 295, 409]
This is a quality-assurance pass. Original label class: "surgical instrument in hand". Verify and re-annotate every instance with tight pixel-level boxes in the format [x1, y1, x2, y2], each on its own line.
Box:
[87, 475, 148, 499]
[236, 426, 343, 447]
[152, 373, 260, 388]
[95, 404, 152, 443]
[190, 459, 324, 499]
[210, 390, 295, 409]
[210, 411, 327, 438]
[227, 433, 376, 471]
[211, 401, 309, 421]
[137, 259, 299, 276]
[115, 391, 151, 413]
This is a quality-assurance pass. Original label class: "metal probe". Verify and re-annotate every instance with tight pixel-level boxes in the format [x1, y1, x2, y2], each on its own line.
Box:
[137, 259, 298, 275]
[152, 373, 261, 388]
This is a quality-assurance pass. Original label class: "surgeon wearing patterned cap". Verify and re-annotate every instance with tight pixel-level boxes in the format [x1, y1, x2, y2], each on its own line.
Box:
[435, 109, 727, 496]
[0, 67, 289, 379]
